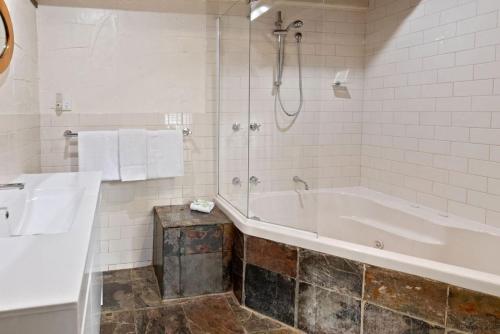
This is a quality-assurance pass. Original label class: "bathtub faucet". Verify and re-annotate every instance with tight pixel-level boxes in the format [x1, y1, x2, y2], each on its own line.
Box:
[293, 176, 309, 190]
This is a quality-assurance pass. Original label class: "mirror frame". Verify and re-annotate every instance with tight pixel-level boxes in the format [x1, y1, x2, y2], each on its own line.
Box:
[0, 0, 14, 74]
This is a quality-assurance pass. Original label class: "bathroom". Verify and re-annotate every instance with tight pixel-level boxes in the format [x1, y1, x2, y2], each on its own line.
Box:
[0, 0, 499, 333]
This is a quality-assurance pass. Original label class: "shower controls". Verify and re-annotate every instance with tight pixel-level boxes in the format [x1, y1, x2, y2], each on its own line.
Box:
[232, 123, 241, 131]
[232, 177, 241, 185]
[249, 176, 261, 185]
[249, 123, 261, 131]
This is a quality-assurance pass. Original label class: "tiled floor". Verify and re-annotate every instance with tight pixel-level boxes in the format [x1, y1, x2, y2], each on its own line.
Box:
[101, 266, 302, 334]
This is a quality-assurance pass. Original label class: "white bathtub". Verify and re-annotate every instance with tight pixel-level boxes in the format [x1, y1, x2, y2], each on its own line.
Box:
[216, 187, 500, 297]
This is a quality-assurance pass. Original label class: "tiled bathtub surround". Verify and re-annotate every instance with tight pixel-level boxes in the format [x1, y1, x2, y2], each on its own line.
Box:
[153, 205, 233, 298]
[0, 0, 40, 182]
[233, 229, 500, 333]
[362, 0, 500, 226]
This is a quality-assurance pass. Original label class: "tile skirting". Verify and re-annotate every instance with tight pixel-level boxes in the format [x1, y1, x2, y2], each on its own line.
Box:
[232, 227, 500, 334]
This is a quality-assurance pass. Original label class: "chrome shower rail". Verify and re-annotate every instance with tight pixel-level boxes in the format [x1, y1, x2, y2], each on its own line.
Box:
[63, 128, 192, 138]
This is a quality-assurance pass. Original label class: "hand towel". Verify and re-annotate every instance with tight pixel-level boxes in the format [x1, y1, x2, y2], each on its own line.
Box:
[119, 129, 148, 181]
[147, 129, 184, 179]
[78, 131, 120, 181]
[190, 200, 215, 213]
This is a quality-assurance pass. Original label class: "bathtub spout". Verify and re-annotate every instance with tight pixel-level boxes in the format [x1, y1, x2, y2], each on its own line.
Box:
[293, 176, 309, 190]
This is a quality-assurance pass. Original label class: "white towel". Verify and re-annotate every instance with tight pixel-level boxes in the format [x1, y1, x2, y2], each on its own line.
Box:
[190, 200, 215, 213]
[78, 131, 120, 181]
[119, 129, 148, 181]
[147, 129, 184, 179]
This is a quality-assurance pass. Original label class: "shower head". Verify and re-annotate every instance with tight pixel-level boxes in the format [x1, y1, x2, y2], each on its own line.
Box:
[286, 20, 303, 30]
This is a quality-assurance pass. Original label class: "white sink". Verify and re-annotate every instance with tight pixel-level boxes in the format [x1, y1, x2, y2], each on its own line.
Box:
[0, 172, 102, 334]
[0, 187, 84, 237]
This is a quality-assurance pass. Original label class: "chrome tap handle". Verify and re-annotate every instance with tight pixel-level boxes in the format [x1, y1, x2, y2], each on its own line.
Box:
[249, 176, 261, 185]
[249, 123, 261, 131]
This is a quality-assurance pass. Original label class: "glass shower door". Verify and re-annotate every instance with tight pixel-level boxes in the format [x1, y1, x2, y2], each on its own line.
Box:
[217, 2, 250, 216]
[247, 1, 327, 233]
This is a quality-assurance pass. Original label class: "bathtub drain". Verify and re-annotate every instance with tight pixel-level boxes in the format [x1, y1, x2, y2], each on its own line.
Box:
[374, 240, 384, 249]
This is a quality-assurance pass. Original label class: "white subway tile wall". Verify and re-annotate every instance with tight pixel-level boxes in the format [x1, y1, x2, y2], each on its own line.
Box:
[37, 7, 217, 270]
[362, 0, 500, 227]
[0, 0, 40, 183]
[248, 6, 365, 192]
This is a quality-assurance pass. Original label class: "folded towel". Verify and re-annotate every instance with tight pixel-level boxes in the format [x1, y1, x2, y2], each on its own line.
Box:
[78, 131, 120, 181]
[119, 129, 148, 181]
[147, 129, 184, 179]
[190, 200, 215, 214]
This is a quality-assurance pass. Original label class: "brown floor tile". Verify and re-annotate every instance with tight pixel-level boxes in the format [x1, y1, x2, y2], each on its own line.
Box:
[104, 269, 132, 284]
[131, 266, 157, 282]
[132, 277, 162, 309]
[226, 295, 283, 333]
[103, 281, 136, 312]
[182, 295, 245, 334]
[135, 305, 191, 334]
[101, 267, 291, 334]
[100, 310, 136, 334]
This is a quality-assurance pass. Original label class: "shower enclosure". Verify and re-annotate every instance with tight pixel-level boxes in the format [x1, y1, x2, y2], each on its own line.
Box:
[217, 0, 366, 233]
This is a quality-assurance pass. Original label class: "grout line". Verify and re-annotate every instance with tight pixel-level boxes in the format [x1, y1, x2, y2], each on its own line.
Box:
[360, 264, 366, 334]
[294, 247, 300, 329]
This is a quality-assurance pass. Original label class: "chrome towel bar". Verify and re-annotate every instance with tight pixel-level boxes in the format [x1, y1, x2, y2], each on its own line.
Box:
[63, 128, 192, 138]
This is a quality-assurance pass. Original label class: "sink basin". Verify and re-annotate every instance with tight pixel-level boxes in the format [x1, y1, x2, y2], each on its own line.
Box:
[0, 187, 84, 237]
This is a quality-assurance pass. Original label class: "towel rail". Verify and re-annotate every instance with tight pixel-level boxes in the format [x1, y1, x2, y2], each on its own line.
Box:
[63, 128, 192, 138]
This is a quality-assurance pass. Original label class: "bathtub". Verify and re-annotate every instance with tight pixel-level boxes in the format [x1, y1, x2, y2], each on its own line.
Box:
[216, 187, 500, 297]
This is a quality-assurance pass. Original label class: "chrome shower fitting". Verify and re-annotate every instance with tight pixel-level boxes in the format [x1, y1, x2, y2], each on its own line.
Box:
[293, 176, 309, 190]
[249, 176, 261, 185]
[273, 11, 304, 118]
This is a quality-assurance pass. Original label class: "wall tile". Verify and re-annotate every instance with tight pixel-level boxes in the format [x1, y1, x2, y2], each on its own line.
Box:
[244, 264, 296, 326]
[298, 249, 363, 298]
[363, 303, 445, 334]
[364, 266, 448, 325]
[447, 286, 500, 334]
[180, 252, 223, 297]
[246, 236, 297, 278]
[181, 225, 223, 255]
[298, 282, 361, 334]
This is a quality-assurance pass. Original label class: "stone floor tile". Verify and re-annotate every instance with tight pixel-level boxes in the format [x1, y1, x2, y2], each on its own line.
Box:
[226, 294, 282, 333]
[103, 281, 135, 312]
[104, 269, 132, 284]
[182, 295, 245, 334]
[132, 276, 162, 309]
[134, 305, 191, 334]
[100, 310, 136, 334]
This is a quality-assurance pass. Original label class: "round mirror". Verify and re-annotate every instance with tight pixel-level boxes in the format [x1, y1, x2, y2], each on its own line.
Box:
[0, 14, 6, 57]
[0, 0, 14, 74]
